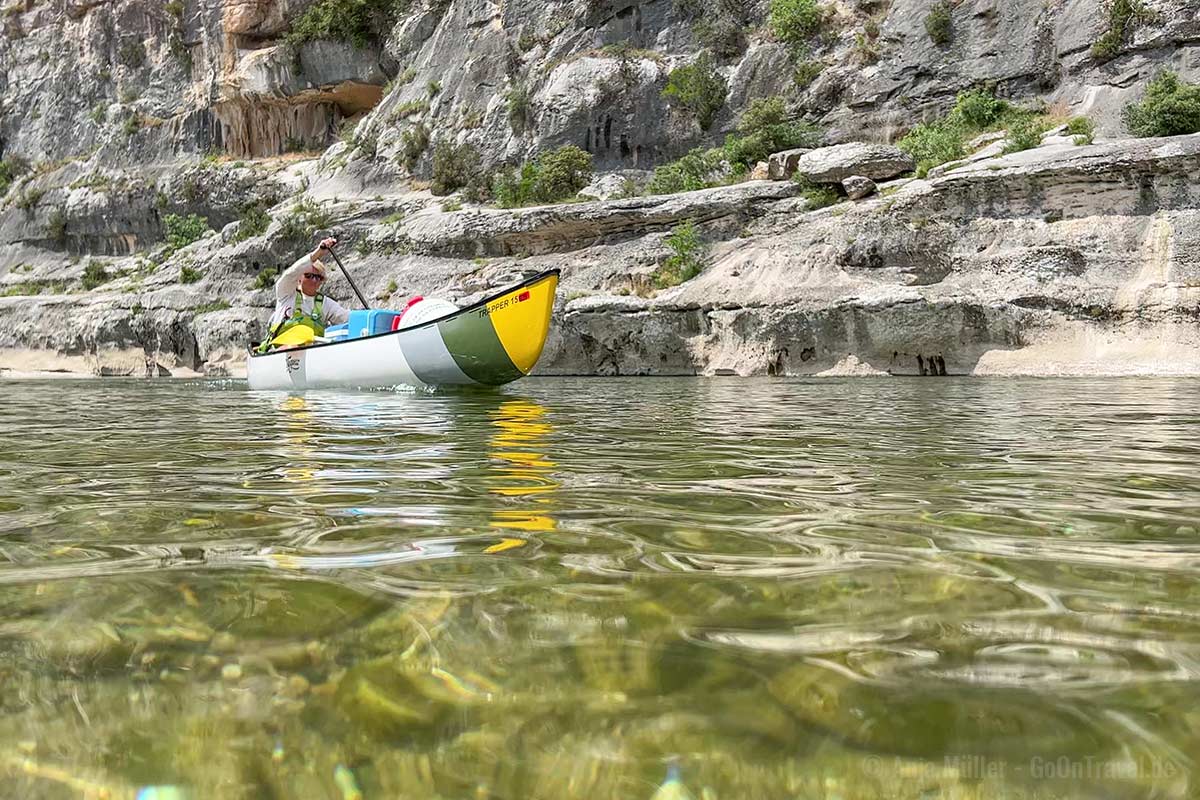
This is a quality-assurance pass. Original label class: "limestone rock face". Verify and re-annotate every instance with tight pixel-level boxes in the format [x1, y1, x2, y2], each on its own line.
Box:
[794, 144, 915, 185]
[768, 149, 811, 181]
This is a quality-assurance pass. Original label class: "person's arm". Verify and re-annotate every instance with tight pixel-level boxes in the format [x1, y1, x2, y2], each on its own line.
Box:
[273, 237, 338, 301]
[324, 298, 351, 325]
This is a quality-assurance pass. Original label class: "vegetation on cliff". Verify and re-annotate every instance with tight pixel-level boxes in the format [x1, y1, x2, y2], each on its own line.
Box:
[898, 89, 1044, 176]
[493, 146, 594, 209]
[1123, 71, 1200, 137]
[287, 0, 412, 48]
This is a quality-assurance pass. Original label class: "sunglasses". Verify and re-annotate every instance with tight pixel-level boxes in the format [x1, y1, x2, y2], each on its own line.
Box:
[303, 272, 326, 282]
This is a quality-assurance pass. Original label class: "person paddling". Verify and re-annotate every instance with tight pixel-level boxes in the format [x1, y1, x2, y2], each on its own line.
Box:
[259, 237, 351, 352]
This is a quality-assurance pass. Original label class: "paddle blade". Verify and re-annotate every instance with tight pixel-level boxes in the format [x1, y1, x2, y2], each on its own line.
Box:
[270, 326, 315, 348]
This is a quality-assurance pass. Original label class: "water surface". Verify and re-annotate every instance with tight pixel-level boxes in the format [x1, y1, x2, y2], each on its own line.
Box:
[2, 377, 1199, 798]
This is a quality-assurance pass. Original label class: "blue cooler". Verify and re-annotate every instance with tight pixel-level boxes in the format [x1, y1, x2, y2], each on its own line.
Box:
[347, 310, 403, 339]
[323, 323, 349, 340]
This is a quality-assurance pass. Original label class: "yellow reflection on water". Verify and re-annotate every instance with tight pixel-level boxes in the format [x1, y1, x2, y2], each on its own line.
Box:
[278, 396, 318, 485]
[488, 400, 558, 533]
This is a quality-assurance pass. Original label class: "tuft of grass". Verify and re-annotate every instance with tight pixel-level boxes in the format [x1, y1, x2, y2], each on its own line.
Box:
[277, 199, 333, 243]
[925, 1, 952, 46]
[1066, 116, 1096, 145]
[194, 300, 231, 315]
[399, 123, 430, 170]
[231, 202, 271, 243]
[506, 82, 531, 132]
[1122, 70, 1200, 137]
[793, 175, 840, 209]
[1001, 115, 1048, 154]
[652, 220, 706, 288]
[662, 52, 727, 131]
[180, 264, 203, 284]
[252, 267, 279, 290]
[82, 260, 109, 290]
[46, 207, 67, 243]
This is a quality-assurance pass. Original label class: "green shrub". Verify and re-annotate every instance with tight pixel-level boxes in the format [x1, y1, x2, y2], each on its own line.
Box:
[0, 166, 18, 198]
[662, 52, 727, 130]
[769, 0, 824, 47]
[427, 79, 441, 97]
[693, 15, 746, 59]
[430, 140, 489, 200]
[793, 175, 840, 209]
[1002, 115, 1046, 154]
[399, 123, 430, 170]
[1066, 116, 1096, 145]
[277, 199, 333, 242]
[925, 1, 952, 45]
[1122, 71, 1200, 138]
[123, 114, 141, 137]
[82, 260, 109, 290]
[180, 264, 204, 284]
[950, 88, 1007, 129]
[723, 96, 821, 168]
[89, 103, 107, 125]
[252, 267, 279, 290]
[163, 213, 212, 250]
[46, 207, 67, 243]
[653, 221, 706, 288]
[898, 121, 965, 177]
[506, 83, 531, 132]
[118, 40, 145, 68]
[15, 187, 45, 212]
[232, 203, 271, 243]
[646, 147, 726, 195]
[1092, 0, 1150, 61]
[287, 0, 412, 48]
[492, 145, 593, 208]
[793, 60, 823, 89]
[899, 88, 1034, 176]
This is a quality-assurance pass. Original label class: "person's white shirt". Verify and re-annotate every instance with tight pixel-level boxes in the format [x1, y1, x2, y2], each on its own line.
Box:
[268, 254, 351, 330]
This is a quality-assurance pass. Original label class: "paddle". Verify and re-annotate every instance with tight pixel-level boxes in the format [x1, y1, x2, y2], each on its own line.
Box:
[325, 243, 371, 310]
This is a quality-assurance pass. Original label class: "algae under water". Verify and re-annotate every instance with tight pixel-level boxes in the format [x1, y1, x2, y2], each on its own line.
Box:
[1, 377, 1199, 798]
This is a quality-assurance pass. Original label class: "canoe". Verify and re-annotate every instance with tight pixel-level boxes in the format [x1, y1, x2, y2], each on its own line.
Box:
[246, 269, 559, 390]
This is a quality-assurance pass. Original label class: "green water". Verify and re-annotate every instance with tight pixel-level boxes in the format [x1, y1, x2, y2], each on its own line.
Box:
[1, 377, 1199, 799]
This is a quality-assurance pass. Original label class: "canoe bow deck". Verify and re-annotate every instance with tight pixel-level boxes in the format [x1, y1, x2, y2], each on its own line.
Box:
[246, 270, 559, 390]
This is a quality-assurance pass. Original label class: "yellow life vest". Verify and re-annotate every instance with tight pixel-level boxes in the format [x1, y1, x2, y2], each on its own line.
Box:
[259, 290, 325, 352]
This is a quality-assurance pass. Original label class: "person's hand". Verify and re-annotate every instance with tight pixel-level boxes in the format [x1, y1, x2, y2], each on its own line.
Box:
[318, 237, 338, 252]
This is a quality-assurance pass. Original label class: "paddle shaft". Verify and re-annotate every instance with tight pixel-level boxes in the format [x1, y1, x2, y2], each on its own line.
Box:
[326, 246, 371, 310]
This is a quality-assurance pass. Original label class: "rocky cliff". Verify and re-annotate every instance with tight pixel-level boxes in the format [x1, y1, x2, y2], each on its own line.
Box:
[1, 0, 1198, 378]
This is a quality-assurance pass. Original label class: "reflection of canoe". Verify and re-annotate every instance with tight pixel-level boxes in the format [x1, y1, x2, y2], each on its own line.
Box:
[246, 270, 559, 390]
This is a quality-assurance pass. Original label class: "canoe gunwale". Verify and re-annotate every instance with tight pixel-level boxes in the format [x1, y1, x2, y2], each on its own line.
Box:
[246, 268, 561, 359]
